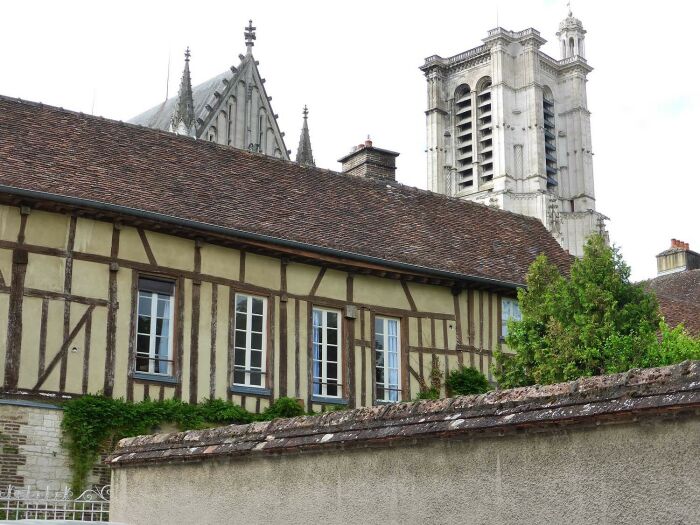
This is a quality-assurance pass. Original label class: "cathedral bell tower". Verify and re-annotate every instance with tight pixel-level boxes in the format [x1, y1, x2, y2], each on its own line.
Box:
[420, 9, 608, 257]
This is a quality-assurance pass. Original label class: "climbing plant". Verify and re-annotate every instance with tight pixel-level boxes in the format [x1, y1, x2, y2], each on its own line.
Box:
[61, 395, 304, 493]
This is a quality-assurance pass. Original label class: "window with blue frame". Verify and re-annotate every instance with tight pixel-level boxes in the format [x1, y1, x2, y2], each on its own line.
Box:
[501, 297, 522, 338]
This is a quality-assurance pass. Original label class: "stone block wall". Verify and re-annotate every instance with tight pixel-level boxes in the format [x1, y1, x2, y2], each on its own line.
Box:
[0, 400, 107, 491]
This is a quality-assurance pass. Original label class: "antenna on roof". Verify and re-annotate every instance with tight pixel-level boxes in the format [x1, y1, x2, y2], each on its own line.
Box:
[496, 4, 499, 27]
[91, 88, 96, 115]
[165, 51, 171, 101]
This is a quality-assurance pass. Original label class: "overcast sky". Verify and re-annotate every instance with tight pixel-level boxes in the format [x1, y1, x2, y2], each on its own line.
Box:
[2, 0, 697, 281]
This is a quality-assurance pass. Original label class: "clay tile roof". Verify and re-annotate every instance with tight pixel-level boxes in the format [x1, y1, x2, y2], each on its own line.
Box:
[644, 269, 700, 336]
[0, 96, 572, 287]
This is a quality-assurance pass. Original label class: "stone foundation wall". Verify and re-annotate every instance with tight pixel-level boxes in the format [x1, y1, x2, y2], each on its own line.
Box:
[0, 400, 107, 491]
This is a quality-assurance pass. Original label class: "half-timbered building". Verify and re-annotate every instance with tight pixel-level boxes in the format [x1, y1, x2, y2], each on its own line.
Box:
[0, 95, 571, 489]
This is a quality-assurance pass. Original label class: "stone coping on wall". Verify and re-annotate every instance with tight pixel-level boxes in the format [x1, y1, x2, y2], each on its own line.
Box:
[107, 361, 700, 468]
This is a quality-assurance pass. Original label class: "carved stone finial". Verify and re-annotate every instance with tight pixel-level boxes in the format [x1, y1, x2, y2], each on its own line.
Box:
[303, 105, 309, 119]
[184, 46, 191, 62]
[244, 20, 256, 52]
[169, 47, 196, 137]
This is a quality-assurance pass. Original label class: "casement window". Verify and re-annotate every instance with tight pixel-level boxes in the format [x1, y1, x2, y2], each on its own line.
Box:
[136, 278, 175, 377]
[501, 297, 522, 338]
[312, 308, 342, 398]
[375, 317, 401, 402]
[233, 294, 267, 388]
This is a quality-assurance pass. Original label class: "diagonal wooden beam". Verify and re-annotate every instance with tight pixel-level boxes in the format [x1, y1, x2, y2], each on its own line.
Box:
[137, 228, 158, 266]
[401, 280, 418, 312]
[309, 266, 327, 297]
[33, 305, 95, 391]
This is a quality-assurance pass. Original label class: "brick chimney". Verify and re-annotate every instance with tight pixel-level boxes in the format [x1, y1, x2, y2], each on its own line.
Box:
[337, 138, 399, 181]
[656, 239, 700, 275]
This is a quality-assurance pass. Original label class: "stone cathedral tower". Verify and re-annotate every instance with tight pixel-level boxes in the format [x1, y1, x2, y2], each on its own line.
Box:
[420, 10, 607, 257]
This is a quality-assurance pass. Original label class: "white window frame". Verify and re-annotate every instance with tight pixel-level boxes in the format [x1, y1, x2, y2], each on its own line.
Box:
[374, 316, 401, 403]
[233, 293, 268, 388]
[135, 283, 175, 377]
[501, 297, 522, 338]
[312, 307, 342, 398]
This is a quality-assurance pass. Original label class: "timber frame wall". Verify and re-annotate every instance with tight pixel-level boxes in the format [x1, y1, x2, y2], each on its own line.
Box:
[0, 201, 512, 412]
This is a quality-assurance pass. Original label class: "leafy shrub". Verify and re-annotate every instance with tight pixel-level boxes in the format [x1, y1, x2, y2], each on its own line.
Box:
[445, 366, 491, 396]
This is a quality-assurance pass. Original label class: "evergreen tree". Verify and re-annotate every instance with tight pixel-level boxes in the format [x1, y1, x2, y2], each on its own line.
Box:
[494, 235, 700, 388]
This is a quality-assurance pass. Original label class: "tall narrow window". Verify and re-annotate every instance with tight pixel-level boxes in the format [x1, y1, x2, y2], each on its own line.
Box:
[454, 84, 474, 190]
[501, 297, 522, 339]
[543, 88, 557, 189]
[312, 308, 342, 398]
[233, 294, 267, 388]
[477, 78, 493, 183]
[136, 278, 175, 376]
[375, 317, 401, 402]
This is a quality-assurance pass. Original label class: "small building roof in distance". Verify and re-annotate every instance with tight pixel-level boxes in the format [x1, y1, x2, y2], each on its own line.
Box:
[0, 96, 572, 288]
[644, 269, 700, 336]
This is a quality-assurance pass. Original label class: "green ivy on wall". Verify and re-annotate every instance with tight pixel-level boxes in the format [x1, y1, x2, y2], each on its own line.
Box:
[61, 395, 305, 494]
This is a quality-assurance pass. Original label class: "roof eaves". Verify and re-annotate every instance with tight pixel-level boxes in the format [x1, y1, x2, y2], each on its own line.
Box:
[0, 183, 525, 290]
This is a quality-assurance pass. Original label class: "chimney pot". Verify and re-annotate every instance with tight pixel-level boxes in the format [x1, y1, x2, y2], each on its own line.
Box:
[365, 139, 373, 148]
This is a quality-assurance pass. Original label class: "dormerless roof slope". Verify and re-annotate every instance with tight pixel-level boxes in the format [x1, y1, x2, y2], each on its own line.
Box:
[0, 96, 571, 287]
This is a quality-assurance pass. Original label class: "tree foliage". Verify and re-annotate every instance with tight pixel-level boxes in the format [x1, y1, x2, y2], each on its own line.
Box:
[494, 235, 700, 388]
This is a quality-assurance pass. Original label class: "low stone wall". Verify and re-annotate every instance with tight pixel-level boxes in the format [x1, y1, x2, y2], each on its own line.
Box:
[109, 362, 700, 525]
[0, 400, 109, 491]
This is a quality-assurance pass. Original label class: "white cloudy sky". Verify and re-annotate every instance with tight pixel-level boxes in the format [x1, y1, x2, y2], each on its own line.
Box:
[2, 0, 698, 281]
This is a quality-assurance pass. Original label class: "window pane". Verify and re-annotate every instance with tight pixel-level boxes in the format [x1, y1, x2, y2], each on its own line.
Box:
[157, 297, 170, 318]
[375, 318, 383, 335]
[249, 371, 262, 386]
[312, 309, 322, 326]
[377, 386, 385, 401]
[156, 318, 169, 337]
[233, 370, 245, 385]
[250, 351, 262, 369]
[251, 315, 263, 333]
[375, 336, 383, 352]
[236, 295, 247, 313]
[137, 334, 150, 353]
[235, 313, 247, 331]
[252, 298, 264, 315]
[327, 328, 337, 346]
[327, 345, 337, 363]
[327, 363, 337, 381]
[376, 367, 385, 385]
[376, 351, 384, 368]
[326, 383, 338, 397]
[234, 331, 246, 349]
[137, 316, 151, 335]
[136, 356, 149, 372]
[251, 332, 263, 350]
[155, 358, 169, 375]
[155, 336, 169, 359]
[327, 312, 337, 329]
[234, 348, 246, 367]
[138, 294, 151, 315]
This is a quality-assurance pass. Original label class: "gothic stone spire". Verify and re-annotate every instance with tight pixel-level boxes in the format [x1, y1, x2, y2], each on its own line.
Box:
[295, 105, 315, 167]
[170, 47, 196, 137]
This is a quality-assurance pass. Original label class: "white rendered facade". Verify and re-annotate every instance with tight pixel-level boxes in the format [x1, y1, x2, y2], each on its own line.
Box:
[421, 13, 607, 257]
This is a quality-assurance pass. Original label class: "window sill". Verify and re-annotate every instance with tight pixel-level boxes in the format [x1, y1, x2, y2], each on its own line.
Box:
[230, 385, 272, 397]
[133, 372, 178, 384]
[311, 396, 348, 405]
[375, 399, 402, 405]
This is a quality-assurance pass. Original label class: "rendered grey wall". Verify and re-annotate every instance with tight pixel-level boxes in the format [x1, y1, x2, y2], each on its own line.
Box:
[111, 415, 700, 525]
